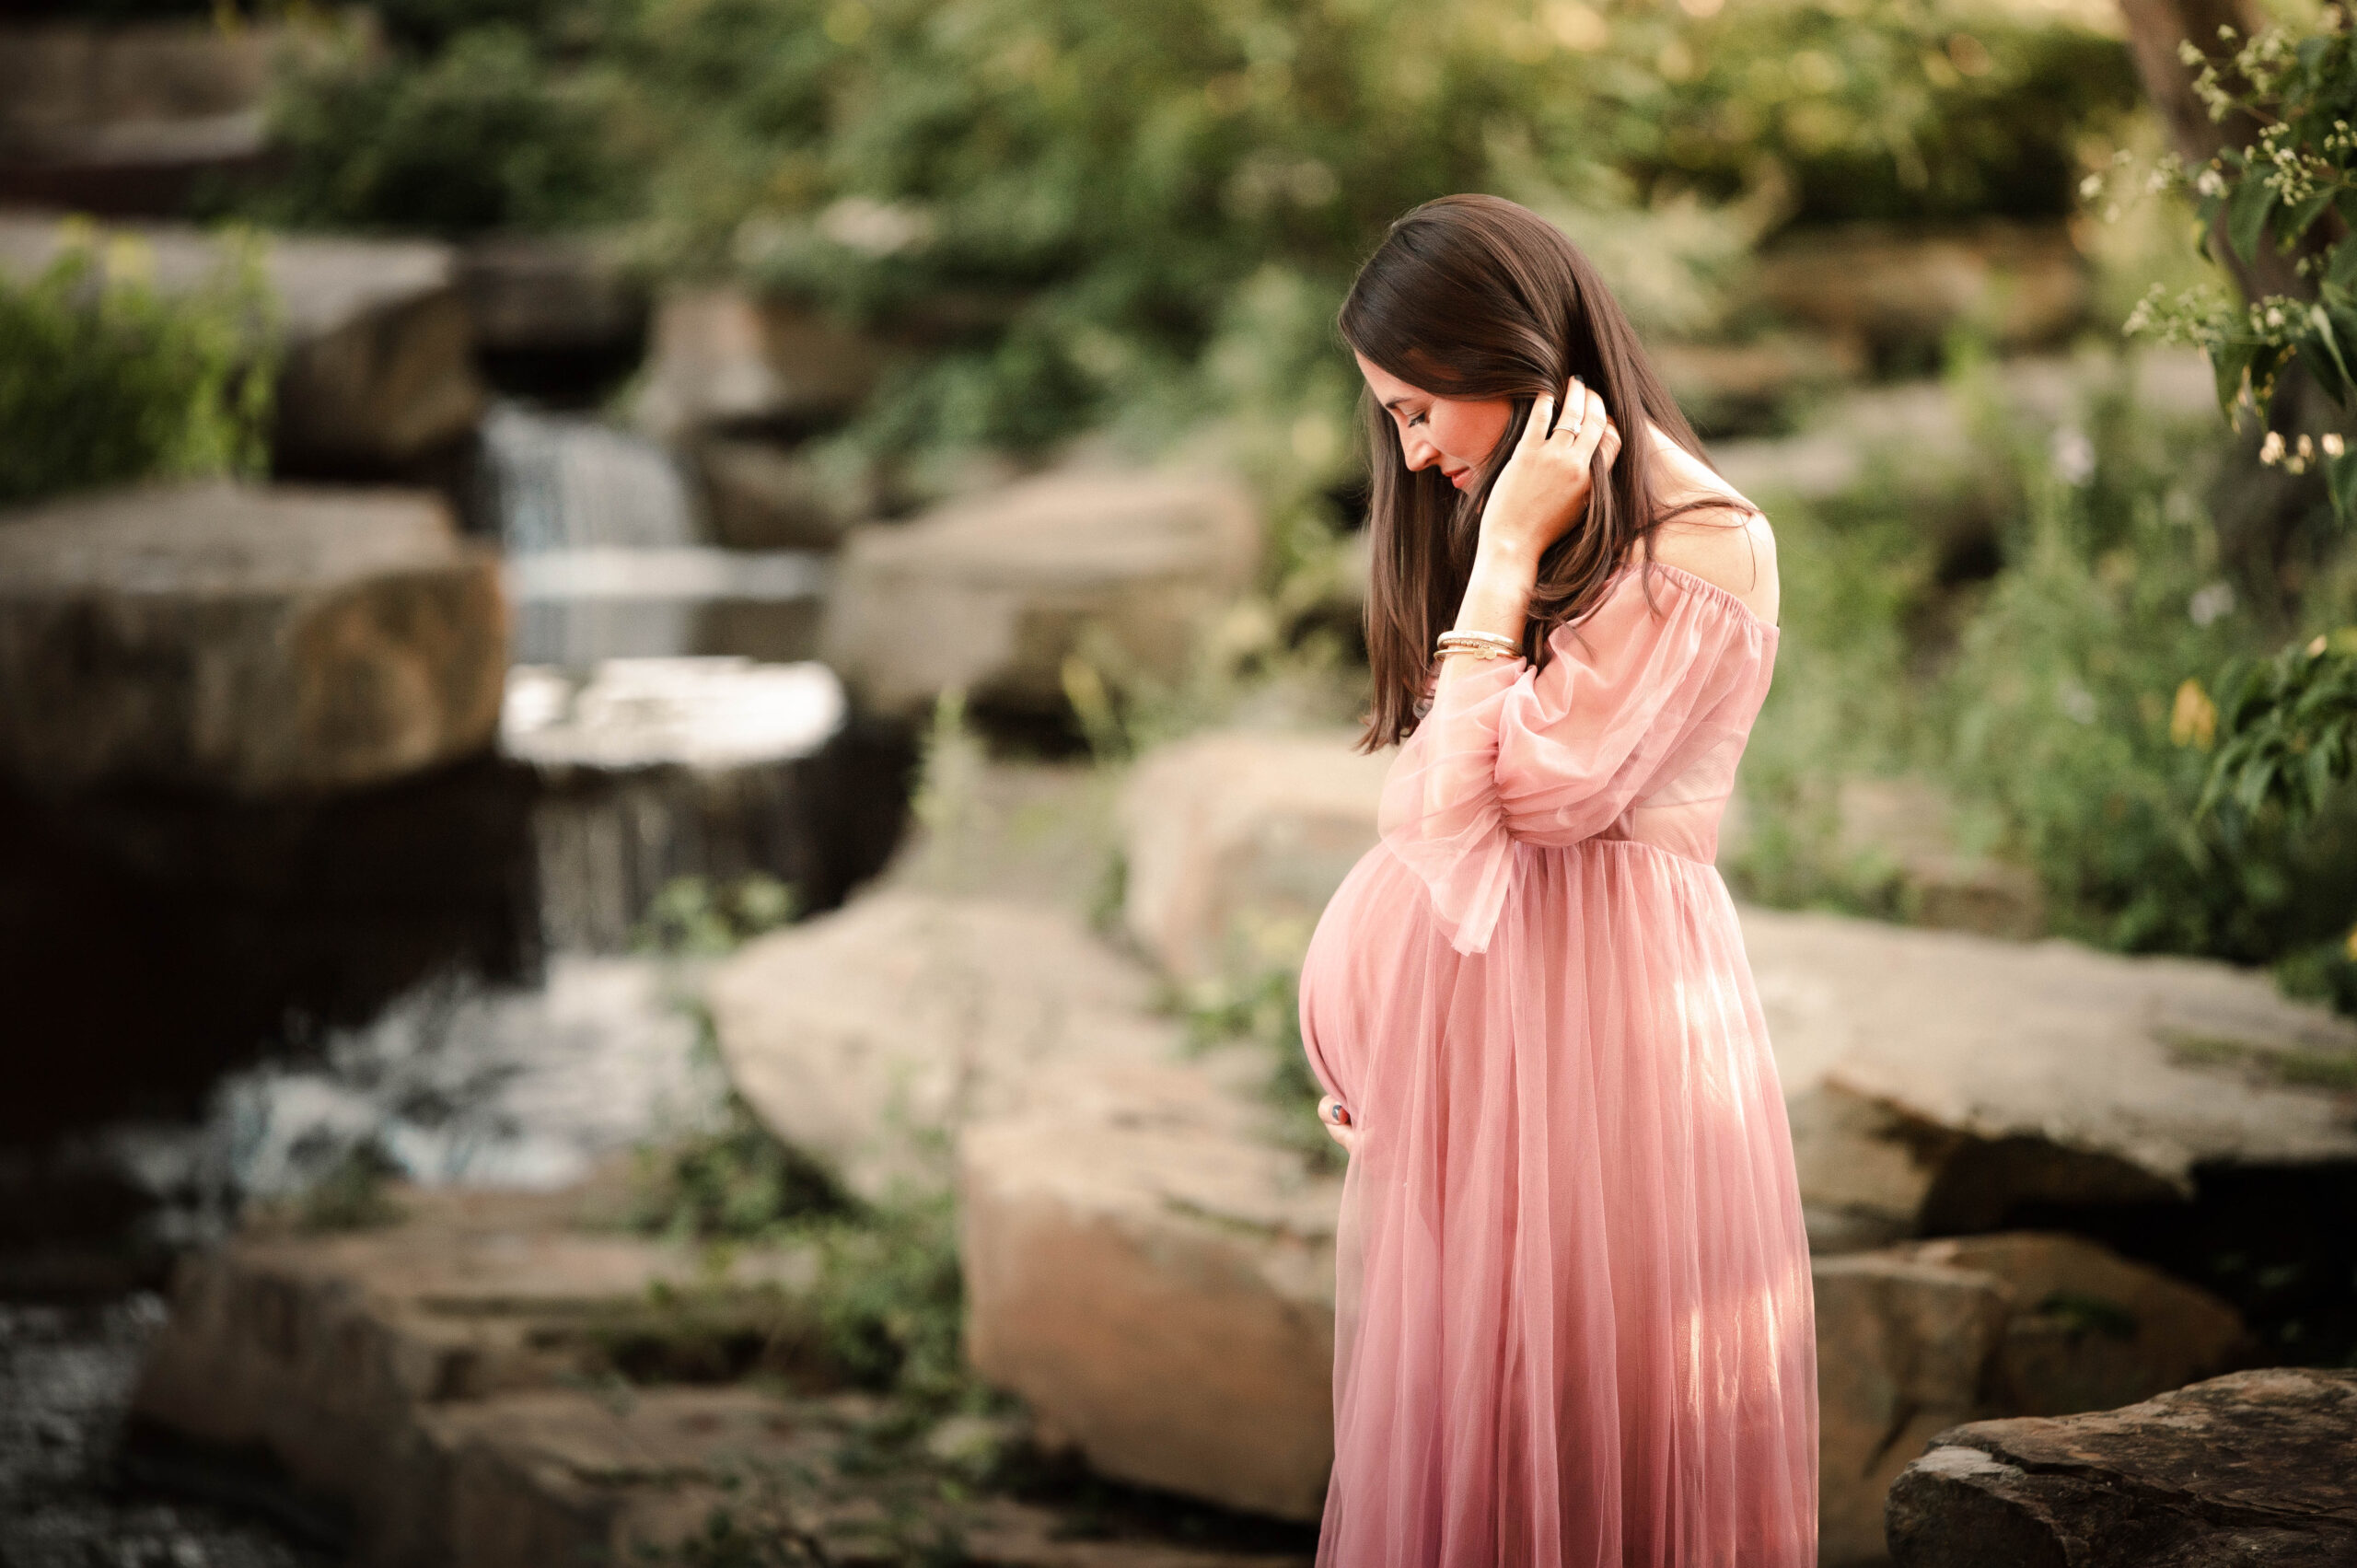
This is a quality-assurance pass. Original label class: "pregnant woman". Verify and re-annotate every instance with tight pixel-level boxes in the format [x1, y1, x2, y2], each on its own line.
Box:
[1299, 195, 1817, 1566]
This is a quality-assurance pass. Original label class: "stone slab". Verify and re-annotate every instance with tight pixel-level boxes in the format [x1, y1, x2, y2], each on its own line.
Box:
[960, 1053, 1341, 1524]
[1886, 1368, 2357, 1568]
[822, 467, 1261, 718]
[1120, 728, 1391, 982]
[708, 892, 1181, 1202]
[1744, 907, 2357, 1240]
[1814, 1233, 2249, 1567]
[0, 482, 505, 796]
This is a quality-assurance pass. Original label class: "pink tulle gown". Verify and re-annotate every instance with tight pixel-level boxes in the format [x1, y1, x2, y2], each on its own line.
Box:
[1299, 560, 1817, 1567]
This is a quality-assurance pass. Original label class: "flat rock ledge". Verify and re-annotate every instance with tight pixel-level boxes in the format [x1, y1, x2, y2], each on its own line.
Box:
[132, 1185, 1310, 1568]
[0, 482, 505, 796]
[1886, 1367, 2357, 1568]
[822, 466, 1261, 719]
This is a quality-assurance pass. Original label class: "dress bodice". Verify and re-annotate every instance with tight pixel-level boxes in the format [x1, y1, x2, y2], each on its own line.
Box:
[1377, 560, 1777, 954]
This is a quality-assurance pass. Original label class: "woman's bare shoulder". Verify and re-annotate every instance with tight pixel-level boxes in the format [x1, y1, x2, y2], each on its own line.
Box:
[1644, 434, 1778, 624]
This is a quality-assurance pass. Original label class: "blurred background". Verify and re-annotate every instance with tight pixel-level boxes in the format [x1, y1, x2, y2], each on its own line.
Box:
[3, 0, 2355, 1563]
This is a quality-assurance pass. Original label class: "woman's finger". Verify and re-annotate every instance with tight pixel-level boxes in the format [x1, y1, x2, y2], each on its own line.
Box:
[1521, 392, 1558, 450]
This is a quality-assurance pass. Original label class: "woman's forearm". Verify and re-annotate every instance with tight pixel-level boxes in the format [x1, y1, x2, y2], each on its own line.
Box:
[1437, 538, 1542, 695]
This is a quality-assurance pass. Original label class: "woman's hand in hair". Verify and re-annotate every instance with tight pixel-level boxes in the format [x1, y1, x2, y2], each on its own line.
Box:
[1477, 377, 1620, 567]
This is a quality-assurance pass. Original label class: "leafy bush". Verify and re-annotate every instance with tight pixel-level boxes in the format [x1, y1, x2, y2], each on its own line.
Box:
[0, 226, 275, 505]
[249, 21, 638, 237]
[1736, 354, 2357, 986]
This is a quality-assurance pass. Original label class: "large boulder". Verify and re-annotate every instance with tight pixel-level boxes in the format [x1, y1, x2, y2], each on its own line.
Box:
[0, 482, 505, 797]
[1886, 1368, 2357, 1568]
[822, 467, 1262, 719]
[693, 436, 877, 551]
[0, 20, 279, 214]
[502, 657, 910, 951]
[1813, 1233, 2249, 1567]
[1120, 728, 1391, 982]
[707, 891, 1180, 1202]
[960, 1050, 1341, 1523]
[1742, 908, 2357, 1247]
[630, 287, 890, 443]
[0, 213, 485, 473]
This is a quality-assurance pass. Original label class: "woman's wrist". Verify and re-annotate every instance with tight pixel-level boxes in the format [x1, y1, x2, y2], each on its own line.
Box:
[1453, 545, 1538, 642]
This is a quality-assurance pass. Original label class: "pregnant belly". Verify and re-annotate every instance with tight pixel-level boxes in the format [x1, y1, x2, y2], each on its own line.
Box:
[1297, 843, 1424, 1111]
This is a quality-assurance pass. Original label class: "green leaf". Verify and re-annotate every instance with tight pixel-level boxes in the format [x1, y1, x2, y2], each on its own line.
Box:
[2228, 174, 2277, 262]
[2328, 447, 2357, 521]
[2212, 338, 2258, 419]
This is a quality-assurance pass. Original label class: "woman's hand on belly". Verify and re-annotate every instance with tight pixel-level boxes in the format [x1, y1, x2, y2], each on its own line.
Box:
[1317, 1095, 1360, 1156]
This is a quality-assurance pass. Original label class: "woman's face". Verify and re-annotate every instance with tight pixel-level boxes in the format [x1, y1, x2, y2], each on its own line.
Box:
[1355, 353, 1515, 493]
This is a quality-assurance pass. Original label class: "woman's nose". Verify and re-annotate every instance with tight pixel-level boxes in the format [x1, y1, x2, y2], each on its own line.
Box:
[1400, 433, 1441, 471]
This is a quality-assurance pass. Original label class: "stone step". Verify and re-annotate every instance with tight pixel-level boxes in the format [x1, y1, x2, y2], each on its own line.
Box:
[128, 1185, 1313, 1568]
[1814, 1233, 2249, 1567]
[822, 466, 1262, 721]
[1886, 1367, 2357, 1568]
[0, 21, 282, 215]
[0, 481, 505, 798]
[0, 212, 485, 475]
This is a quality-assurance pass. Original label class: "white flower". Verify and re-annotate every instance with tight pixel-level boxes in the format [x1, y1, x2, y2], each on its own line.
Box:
[2051, 426, 2096, 484]
[2197, 168, 2228, 197]
[2189, 581, 2237, 626]
[2262, 430, 2287, 464]
[2081, 174, 2106, 199]
[2328, 433, 2348, 458]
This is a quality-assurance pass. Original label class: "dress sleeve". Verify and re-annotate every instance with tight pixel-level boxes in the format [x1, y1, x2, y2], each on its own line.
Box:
[1377, 566, 1767, 955]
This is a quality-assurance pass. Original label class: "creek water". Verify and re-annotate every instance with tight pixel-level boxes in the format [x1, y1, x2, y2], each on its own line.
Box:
[3, 405, 895, 1552]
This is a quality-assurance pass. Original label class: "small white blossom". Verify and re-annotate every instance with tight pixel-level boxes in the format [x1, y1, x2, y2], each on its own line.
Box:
[2189, 581, 2237, 626]
[2328, 433, 2348, 458]
[2262, 430, 2287, 464]
[2197, 168, 2228, 197]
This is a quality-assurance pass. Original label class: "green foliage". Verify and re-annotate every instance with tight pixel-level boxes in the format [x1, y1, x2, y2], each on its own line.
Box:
[250, 21, 637, 237]
[0, 226, 275, 505]
[2205, 633, 2357, 820]
[1605, 0, 2142, 226]
[626, 1092, 846, 1243]
[2123, 22, 2357, 502]
[1178, 963, 1343, 1176]
[635, 874, 798, 957]
[293, 1141, 407, 1233]
[238, 0, 2133, 475]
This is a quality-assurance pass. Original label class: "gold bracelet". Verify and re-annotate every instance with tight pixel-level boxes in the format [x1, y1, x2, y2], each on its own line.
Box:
[1435, 630, 1521, 660]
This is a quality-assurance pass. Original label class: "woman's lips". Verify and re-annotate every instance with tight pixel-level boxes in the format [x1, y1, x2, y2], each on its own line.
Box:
[1445, 467, 1469, 489]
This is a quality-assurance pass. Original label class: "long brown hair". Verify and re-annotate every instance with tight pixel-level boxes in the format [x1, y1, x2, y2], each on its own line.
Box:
[1341, 193, 1713, 749]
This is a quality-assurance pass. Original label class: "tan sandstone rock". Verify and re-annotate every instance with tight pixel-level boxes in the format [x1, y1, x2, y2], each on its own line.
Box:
[134, 1184, 1312, 1568]
[631, 287, 890, 442]
[960, 1051, 1341, 1523]
[1742, 907, 2357, 1245]
[0, 482, 505, 796]
[707, 891, 1181, 1203]
[1813, 1232, 2249, 1566]
[1120, 728, 1391, 982]
[821, 467, 1261, 718]
[0, 213, 485, 473]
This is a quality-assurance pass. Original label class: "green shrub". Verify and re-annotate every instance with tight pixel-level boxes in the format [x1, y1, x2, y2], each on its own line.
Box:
[0, 226, 275, 505]
[250, 22, 637, 237]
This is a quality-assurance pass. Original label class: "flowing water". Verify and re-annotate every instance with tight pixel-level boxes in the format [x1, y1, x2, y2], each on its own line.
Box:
[477, 402, 832, 667]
